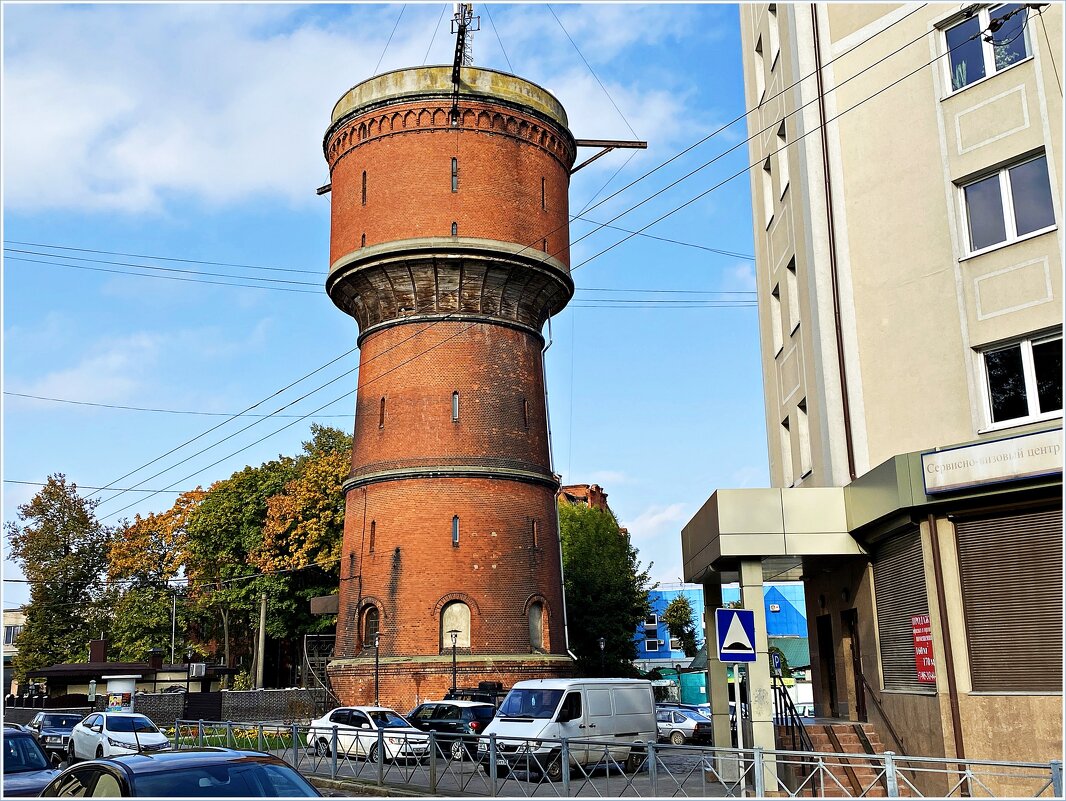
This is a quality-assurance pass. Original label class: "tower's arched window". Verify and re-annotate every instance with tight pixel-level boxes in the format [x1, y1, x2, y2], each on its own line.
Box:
[362, 171, 367, 205]
[379, 397, 386, 429]
[451, 158, 458, 192]
[369, 520, 376, 553]
[452, 515, 460, 547]
[451, 221, 458, 237]
[441, 601, 471, 649]
[529, 602, 544, 651]
[452, 391, 460, 422]
[362, 606, 380, 646]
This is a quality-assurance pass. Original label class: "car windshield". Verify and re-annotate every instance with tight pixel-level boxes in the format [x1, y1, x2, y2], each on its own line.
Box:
[106, 715, 159, 734]
[367, 710, 411, 729]
[42, 715, 81, 728]
[498, 689, 564, 719]
[4, 735, 50, 773]
[132, 761, 319, 797]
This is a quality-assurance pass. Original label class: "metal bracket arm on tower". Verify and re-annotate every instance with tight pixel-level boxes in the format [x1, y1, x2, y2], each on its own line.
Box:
[571, 139, 648, 174]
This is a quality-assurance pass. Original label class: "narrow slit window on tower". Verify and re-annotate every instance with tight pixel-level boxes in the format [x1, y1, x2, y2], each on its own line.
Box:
[451, 158, 458, 192]
[532, 519, 539, 547]
[369, 520, 376, 553]
[451, 221, 458, 237]
[452, 515, 460, 547]
[362, 170, 367, 205]
[361, 233, 366, 248]
[541, 177, 546, 210]
[379, 397, 386, 429]
[452, 391, 460, 422]
[522, 398, 529, 429]
[542, 239, 547, 252]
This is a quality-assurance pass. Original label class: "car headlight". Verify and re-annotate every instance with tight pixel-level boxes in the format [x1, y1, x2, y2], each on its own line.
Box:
[107, 736, 135, 749]
[45, 736, 62, 743]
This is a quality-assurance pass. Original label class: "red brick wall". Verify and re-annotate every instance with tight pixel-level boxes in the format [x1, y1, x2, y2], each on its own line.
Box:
[350, 321, 550, 477]
[327, 100, 572, 267]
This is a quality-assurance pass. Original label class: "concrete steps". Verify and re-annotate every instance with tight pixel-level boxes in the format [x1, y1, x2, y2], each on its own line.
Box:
[776, 722, 911, 798]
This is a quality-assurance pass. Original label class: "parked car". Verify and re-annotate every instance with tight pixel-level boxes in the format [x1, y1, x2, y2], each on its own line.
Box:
[656, 707, 713, 745]
[306, 706, 430, 763]
[407, 700, 495, 760]
[38, 748, 322, 797]
[3, 726, 60, 796]
[4, 721, 27, 731]
[26, 712, 83, 764]
[67, 712, 171, 761]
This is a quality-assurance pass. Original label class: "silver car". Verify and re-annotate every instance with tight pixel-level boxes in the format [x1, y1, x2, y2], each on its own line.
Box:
[656, 708, 713, 745]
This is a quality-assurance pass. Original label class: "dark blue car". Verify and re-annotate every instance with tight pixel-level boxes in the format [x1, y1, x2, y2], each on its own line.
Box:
[3, 727, 61, 797]
[26, 711, 83, 764]
[39, 748, 322, 797]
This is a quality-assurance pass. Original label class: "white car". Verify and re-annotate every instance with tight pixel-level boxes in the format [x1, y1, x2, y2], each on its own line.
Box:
[67, 712, 171, 761]
[306, 706, 430, 763]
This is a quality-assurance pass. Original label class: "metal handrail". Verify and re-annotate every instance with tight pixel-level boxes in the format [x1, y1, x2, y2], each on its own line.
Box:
[771, 674, 814, 752]
[857, 671, 907, 755]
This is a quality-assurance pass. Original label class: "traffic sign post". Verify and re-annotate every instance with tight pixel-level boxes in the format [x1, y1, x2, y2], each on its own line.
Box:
[771, 651, 782, 677]
[715, 608, 757, 793]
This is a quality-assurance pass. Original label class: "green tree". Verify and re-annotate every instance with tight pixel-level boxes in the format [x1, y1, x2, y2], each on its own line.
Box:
[559, 501, 653, 677]
[5, 475, 112, 681]
[663, 595, 699, 657]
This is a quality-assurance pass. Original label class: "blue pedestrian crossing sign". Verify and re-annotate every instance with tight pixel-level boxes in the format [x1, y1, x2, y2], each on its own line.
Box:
[715, 608, 757, 663]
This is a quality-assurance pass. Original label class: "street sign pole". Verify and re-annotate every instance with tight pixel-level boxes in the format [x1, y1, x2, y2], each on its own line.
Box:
[735, 661, 746, 796]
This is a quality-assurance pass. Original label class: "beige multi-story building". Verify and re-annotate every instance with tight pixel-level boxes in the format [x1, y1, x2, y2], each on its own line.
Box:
[683, 3, 1062, 793]
[4, 609, 26, 694]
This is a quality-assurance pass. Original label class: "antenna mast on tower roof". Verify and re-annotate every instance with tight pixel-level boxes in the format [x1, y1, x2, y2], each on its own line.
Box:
[450, 3, 479, 124]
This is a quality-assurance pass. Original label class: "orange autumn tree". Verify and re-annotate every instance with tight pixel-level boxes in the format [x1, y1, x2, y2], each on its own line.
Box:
[106, 489, 205, 662]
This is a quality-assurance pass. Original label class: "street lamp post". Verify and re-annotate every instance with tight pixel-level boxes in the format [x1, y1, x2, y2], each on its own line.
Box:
[185, 648, 194, 693]
[675, 663, 683, 703]
[598, 637, 606, 676]
[447, 629, 460, 693]
[373, 630, 381, 705]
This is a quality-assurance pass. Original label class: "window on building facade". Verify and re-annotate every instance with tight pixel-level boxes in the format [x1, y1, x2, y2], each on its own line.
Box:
[361, 233, 366, 248]
[776, 122, 789, 198]
[379, 397, 386, 429]
[452, 515, 460, 546]
[532, 519, 539, 547]
[645, 613, 658, 627]
[645, 639, 661, 652]
[362, 171, 367, 205]
[669, 636, 682, 651]
[4, 625, 22, 646]
[962, 154, 1055, 253]
[452, 391, 460, 422]
[529, 602, 544, 651]
[780, 416, 795, 487]
[441, 601, 471, 648]
[522, 398, 529, 429]
[362, 606, 379, 646]
[945, 4, 1031, 92]
[797, 398, 812, 478]
[762, 158, 774, 228]
[980, 333, 1062, 427]
[785, 258, 799, 333]
[541, 177, 546, 210]
[369, 520, 376, 553]
[451, 222, 458, 236]
[753, 36, 766, 102]
[451, 158, 459, 192]
[770, 284, 784, 355]
[767, 4, 780, 68]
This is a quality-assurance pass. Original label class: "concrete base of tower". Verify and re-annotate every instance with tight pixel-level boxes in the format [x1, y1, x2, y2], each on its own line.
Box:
[327, 653, 577, 711]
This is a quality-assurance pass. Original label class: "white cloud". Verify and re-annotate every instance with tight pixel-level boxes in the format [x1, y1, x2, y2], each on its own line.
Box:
[585, 469, 632, 486]
[2, 4, 721, 215]
[621, 502, 691, 584]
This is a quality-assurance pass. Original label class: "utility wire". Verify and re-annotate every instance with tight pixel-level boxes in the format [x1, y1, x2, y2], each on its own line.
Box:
[3, 392, 353, 418]
[422, 4, 449, 65]
[375, 4, 406, 74]
[546, 4, 640, 140]
[3, 240, 320, 275]
[482, 4, 513, 73]
[568, 7, 1028, 274]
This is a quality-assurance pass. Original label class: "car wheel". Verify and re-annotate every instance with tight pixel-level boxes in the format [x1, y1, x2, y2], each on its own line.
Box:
[624, 750, 643, 773]
[450, 740, 466, 761]
[67, 741, 77, 763]
[315, 738, 331, 758]
[545, 752, 566, 782]
[669, 731, 686, 746]
[368, 744, 381, 764]
[96, 745, 105, 759]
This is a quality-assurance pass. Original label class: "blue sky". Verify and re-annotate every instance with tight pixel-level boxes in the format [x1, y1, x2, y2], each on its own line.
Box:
[2, 2, 768, 609]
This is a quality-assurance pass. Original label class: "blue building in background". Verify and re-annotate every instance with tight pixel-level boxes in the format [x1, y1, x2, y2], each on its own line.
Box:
[633, 582, 808, 673]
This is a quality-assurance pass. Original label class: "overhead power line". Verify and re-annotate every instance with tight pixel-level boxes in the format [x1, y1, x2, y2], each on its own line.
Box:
[3, 391, 354, 418]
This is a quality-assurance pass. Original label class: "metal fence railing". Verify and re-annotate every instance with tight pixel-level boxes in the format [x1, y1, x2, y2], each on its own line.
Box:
[170, 720, 1063, 798]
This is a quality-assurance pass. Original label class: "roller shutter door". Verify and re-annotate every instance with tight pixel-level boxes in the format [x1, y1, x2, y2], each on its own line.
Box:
[873, 528, 931, 691]
[955, 507, 1063, 692]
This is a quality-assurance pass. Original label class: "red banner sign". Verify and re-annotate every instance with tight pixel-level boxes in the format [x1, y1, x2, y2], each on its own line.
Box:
[911, 614, 936, 683]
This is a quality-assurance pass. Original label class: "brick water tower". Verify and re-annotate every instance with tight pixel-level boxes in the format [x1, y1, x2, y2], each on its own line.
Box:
[322, 52, 589, 707]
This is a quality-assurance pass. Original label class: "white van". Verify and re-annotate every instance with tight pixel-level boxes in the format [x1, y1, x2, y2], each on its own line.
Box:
[477, 678, 656, 779]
